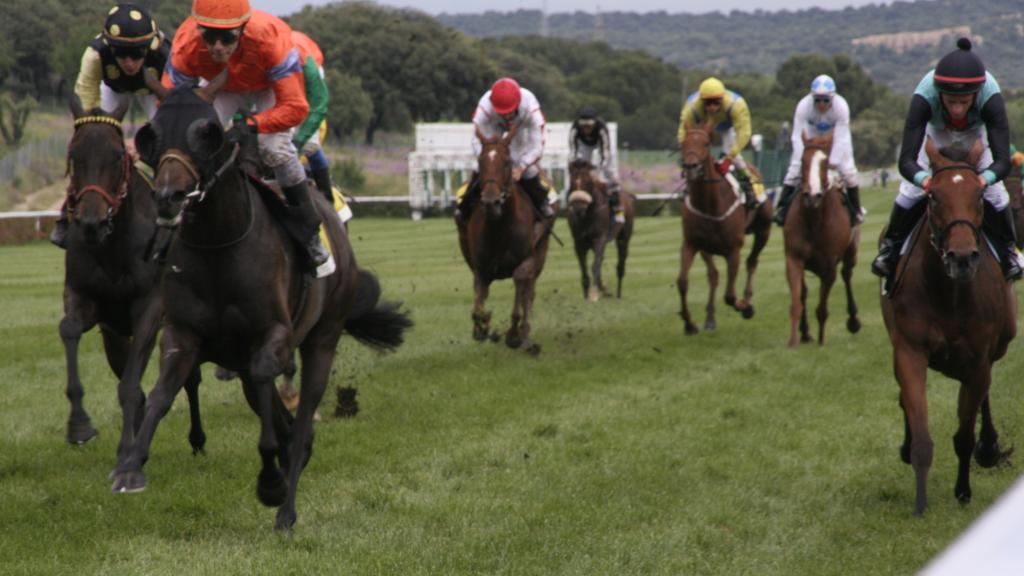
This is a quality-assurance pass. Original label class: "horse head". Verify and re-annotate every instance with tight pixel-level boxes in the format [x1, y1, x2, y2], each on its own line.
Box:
[567, 159, 602, 218]
[800, 132, 834, 210]
[924, 136, 986, 282]
[66, 96, 131, 245]
[475, 123, 517, 219]
[680, 120, 714, 183]
[135, 70, 229, 226]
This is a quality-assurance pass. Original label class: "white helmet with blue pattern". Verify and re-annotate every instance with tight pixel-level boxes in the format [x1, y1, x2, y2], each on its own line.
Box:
[810, 74, 837, 97]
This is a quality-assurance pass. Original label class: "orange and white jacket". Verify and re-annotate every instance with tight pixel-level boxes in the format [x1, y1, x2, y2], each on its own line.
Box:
[164, 10, 308, 134]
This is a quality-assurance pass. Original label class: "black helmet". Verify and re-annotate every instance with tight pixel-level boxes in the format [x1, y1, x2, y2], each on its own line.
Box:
[933, 37, 986, 95]
[577, 106, 598, 120]
[103, 4, 159, 50]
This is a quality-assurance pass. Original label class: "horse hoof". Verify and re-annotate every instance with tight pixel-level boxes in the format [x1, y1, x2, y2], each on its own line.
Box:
[684, 324, 699, 336]
[67, 422, 99, 445]
[257, 468, 288, 507]
[489, 332, 501, 343]
[703, 320, 716, 331]
[275, 508, 297, 531]
[111, 470, 147, 494]
[724, 295, 737, 307]
[741, 305, 755, 319]
[472, 328, 488, 342]
[900, 443, 911, 465]
[847, 317, 862, 334]
[588, 287, 601, 302]
[506, 335, 523, 349]
[524, 342, 542, 356]
[801, 334, 813, 344]
[975, 441, 1013, 468]
[955, 484, 972, 504]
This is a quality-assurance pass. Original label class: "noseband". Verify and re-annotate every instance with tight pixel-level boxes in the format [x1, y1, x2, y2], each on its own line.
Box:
[927, 163, 982, 253]
[66, 116, 132, 222]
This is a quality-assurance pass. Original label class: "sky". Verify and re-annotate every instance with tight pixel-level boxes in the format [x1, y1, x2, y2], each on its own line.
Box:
[251, 0, 896, 16]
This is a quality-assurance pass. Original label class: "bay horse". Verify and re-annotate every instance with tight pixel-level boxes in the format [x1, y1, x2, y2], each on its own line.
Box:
[566, 159, 634, 301]
[1004, 172, 1024, 249]
[456, 125, 553, 355]
[880, 137, 1015, 516]
[60, 98, 204, 470]
[677, 120, 772, 335]
[112, 78, 411, 530]
[782, 132, 860, 348]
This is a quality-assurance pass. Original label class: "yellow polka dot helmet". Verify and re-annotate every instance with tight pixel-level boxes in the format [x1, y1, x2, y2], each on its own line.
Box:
[103, 3, 157, 48]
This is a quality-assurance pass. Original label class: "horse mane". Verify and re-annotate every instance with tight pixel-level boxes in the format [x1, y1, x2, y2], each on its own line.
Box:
[938, 144, 972, 163]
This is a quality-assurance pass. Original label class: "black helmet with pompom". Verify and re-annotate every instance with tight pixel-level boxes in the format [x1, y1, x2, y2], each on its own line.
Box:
[933, 37, 986, 95]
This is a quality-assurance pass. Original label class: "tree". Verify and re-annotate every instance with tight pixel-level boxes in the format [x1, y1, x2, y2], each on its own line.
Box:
[0, 92, 37, 145]
[324, 69, 373, 141]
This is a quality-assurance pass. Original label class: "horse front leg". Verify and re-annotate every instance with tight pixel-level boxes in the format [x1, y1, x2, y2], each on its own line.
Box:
[591, 234, 609, 300]
[112, 296, 163, 469]
[799, 279, 811, 343]
[184, 367, 205, 455]
[895, 346, 932, 516]
[60, 290, 99, 445]
[785, 256, 805, 349]
[472, 273, 495, 342]
[250, 325, 293, 511]
[842, 240, 861, 333]
[724, 247, 746, 318]
[700, 252, 718, 332]
[574, 237, 591, 300]
[616, 232, 630, 299]
[509, 257, 540, 355]
[816, 266, 837, 346]
[677, 242, 699, 335]
[953, 368, 993, 504]
[111, 327, 201, 493]
[975, 395, 1012, 468]
[276, 336, 337, 530]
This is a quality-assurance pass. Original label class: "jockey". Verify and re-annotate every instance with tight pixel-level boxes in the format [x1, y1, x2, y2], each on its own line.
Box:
[290, 30, 333, 204]
[677, 77, 757, 209]
[871, 37, 1021, 282]
[774, 74, 862, 227]
[458, 77, 554, 221]
[569, 106, 624, 224]
[164, 0, 330, 273]
[53, 4, 170, 248]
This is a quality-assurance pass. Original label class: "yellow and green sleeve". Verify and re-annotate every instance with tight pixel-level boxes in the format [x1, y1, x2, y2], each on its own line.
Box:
[293, 55, 329, 150]
[677, 100, 696, 147]
[74, 47, 103, 112]
[727, 98, 752, 158]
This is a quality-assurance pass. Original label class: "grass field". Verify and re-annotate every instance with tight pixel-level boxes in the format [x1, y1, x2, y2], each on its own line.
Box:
[2, 185, 1023, 575]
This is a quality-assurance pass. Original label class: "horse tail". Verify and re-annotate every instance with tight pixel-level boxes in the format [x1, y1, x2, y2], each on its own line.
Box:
[343, 269, 413, 352]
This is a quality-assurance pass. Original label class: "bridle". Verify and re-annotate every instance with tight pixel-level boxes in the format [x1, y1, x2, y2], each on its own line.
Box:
[154, 143, 240, 228]
[66, 116, 132, 226]
[681, 129, 724, 185]
[478, 140, 513, 205]
[926, 163, 982, 254]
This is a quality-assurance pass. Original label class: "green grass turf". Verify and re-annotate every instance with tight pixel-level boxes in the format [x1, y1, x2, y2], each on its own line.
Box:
[1, 185, 1021, 575]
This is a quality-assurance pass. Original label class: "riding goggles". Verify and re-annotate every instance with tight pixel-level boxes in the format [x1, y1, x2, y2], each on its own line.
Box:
[702, 98, 722, 107]
[813, 96, 832, 104]
[199, 26, 242, 46]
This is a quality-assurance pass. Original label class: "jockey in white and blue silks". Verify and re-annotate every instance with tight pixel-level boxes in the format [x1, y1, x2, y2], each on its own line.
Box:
[569, 106, 624, 223]
[871, 37, 1020, 282]
[774, 74, 862, 226]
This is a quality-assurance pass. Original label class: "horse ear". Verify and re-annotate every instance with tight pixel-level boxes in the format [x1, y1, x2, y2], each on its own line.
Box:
[966, 137, 984, 167]
[924, 137, 945, 169]
[70, 94, 86, 120]
[109, 99, 130, 123]
[135, 123, 158, 164]
[186, 118, 225, 159]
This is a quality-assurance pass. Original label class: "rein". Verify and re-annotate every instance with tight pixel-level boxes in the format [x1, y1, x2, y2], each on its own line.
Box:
[66, 117, 133, 220]
[926, 163, 983, 254]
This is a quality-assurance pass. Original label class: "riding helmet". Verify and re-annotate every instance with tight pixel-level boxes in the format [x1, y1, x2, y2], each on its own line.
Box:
[934, 37, 986, 95]
[102, 4, 158, 49]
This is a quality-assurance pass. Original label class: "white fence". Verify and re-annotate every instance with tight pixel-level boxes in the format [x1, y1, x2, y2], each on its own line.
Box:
[407, 122, 619, 220]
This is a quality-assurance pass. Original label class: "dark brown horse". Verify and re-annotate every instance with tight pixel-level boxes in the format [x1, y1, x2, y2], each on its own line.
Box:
[783, 133, 860, 348]
[677, 120, 772, 334]
[1004, 172, 1024, 249]
[456, 126, 552, 355]
[566, 159, 634, 301]
[60, 99, 204, 470]
[112, 80, 411, 530]
[881, 138, 1015, 516]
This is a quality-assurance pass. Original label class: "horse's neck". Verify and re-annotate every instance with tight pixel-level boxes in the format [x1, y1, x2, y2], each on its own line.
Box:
[690, 171, 729, 212]
[181, 169, 252, 247]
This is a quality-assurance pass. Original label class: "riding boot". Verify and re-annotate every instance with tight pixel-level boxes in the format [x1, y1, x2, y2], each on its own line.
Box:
[846, 186, 864, 225]
[773, 184, 797, 226]
[521, 175, 555, 219]
[608, 183, 625, 224]
[281, 181, 331, 270]
[311, 167, 334, 205]
[455, 173, 481, 224]
[983, 202, 1023, 281]
[871, 202, 925, 278]
[50, 200, 70, 249]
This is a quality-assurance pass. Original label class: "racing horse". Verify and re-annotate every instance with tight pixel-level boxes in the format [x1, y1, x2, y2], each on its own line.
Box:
[60, 98, 204, 470]
[111, 75, 411, 530]
[782, 132, 860, 348]
[677, 119, 772, 335]
[1004, 171, 1024, 249]
[566, 159, 635, 300]
[456, 125, 553, 355]
[880, 137, 1015, 515]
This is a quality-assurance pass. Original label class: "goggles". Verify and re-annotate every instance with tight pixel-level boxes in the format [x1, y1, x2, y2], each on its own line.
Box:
[199, 26, 242, 46]
[578, 119, 596, 127]
[813, 96, 832, 104]
[703, 98, 723, 107]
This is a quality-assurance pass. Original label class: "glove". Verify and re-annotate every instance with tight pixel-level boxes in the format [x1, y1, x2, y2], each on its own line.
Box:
[921, 177, 932, 193]
[716, 157, 732, 176]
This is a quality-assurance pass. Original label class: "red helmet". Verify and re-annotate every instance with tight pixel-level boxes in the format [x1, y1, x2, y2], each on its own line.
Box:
[490, 78, 521, 115]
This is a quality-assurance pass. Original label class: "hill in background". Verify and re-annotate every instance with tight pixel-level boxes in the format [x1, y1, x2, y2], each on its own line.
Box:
[440, 0, 1024, 93]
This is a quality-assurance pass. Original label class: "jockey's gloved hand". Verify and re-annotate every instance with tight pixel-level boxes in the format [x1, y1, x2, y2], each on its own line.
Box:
[716, 157, 732, 176]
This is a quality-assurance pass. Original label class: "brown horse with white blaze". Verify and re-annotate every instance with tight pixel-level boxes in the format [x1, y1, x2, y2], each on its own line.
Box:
[783, 132, 860, 348]
[566, 159, 634, 301]
[881, 137, 1015, 516]
[677, 120, 772, 334]
[456, 125, 552, 355]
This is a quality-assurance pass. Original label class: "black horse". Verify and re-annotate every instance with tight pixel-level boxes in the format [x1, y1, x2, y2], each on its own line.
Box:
[60, 98, 204, 470]
[112, 77, 411, 530]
